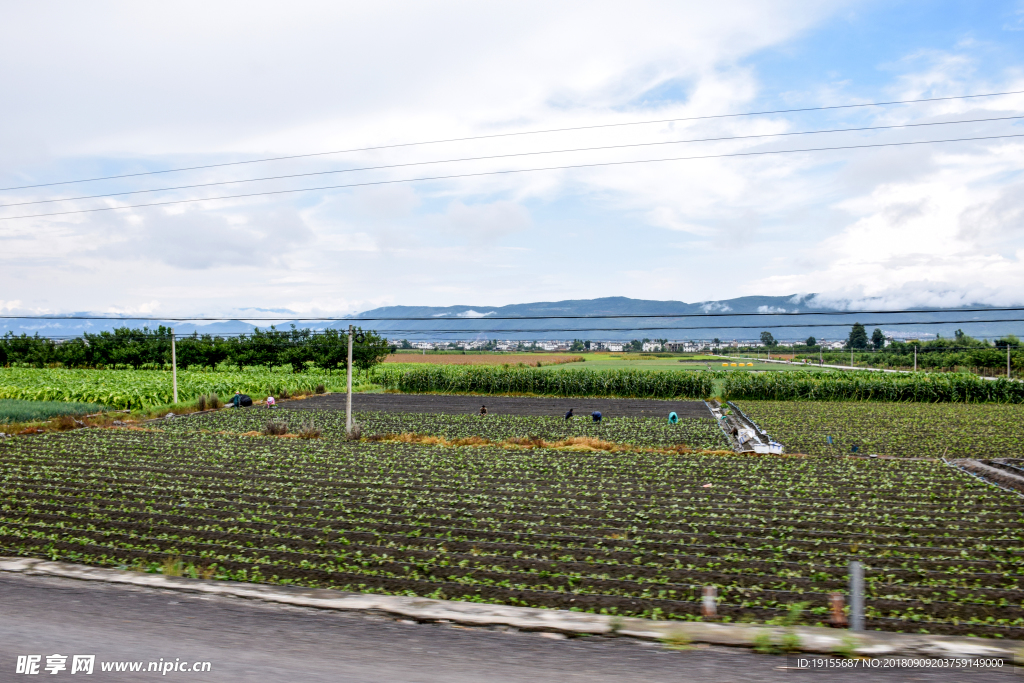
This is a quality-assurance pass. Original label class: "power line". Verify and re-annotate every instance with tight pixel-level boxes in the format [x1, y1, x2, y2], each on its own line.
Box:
[5, 114, 1021, 209]
[258, 318, 1024, 332]
[2, 88, 1021, 193]
[4, 318, 1023, 334]
[2, 306, 1023, 321]
[3, 132, 1023, 222]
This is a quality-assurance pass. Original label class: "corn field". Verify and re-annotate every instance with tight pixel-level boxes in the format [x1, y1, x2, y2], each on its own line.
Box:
[722, 370, 1024, 403]
[0, 368, 349, 410]
[370, 365, 716, 399]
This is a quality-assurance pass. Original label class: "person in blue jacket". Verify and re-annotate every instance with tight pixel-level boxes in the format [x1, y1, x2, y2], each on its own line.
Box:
[591, 411, 602, 423]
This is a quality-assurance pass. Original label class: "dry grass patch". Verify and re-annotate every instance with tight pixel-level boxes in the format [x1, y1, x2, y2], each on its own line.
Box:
[366, 432, 738, 456]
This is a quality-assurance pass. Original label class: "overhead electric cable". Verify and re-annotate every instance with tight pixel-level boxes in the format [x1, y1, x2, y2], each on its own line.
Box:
[3, 132, 1023, 221]
[4, 318, 1024, 335]
[5, 114, 1021, 209]
[2, 88, 1021, 192]
[225, 318, 1024, 332]
[17, 336, 1022, 348]
[2, 307, 1022, 321]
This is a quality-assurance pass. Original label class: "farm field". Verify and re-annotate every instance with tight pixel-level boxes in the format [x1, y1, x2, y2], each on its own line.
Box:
[384, 352, 583, 366]
[297, 392, 715, 418]
[0, 416, 1020, 637]
[5, 365, 1021, 414]
[0, 367, 357, 410]
[372, 365, 715, 399]
[734, 400, 1024, 459]
[175, 409, 732, 452]
[545, 356, 832, 373]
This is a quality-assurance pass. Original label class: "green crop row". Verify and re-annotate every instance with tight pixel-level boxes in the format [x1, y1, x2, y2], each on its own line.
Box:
[0, 367, 350, 410]
[733, 400, 1024, 459]
[163, 408, 732, 451]
[370, 365, 716, 398]
[0, 399, 108, 424]
[722, 370, 1024, 403]
[3, 365, 1023, 411]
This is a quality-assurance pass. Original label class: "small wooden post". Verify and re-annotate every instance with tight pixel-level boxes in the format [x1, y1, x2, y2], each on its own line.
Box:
[702, 585, 717, 619]
[829, 592, 847, 628]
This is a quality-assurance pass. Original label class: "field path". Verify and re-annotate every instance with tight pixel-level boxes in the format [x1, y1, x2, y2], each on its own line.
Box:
[289, 393, 712, 418]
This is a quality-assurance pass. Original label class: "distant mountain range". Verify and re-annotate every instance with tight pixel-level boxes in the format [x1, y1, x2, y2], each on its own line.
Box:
[1, 295, 1019, 342]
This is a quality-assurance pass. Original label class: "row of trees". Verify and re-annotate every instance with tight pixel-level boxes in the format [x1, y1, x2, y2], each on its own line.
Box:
[826, 324, 1021, 372]
[0, 326, 393, 373]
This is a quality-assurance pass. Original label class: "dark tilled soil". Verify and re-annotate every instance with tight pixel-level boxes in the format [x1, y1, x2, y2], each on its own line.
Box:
[288, 393, 712, 418]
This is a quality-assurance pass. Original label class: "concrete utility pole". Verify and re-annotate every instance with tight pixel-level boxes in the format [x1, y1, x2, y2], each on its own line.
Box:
[346, 325, 354, 435]
[1009, 345, 1013, 379]
[848, 561, 864, 631]
[169, 327, 178, 403]
[914, 345, 917, 372]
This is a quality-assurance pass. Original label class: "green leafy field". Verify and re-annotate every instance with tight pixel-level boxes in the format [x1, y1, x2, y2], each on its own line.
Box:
[723, 370, 1024, 403]
[1, 421, 1020, 637]
[0, 399, 107, 425]
[0, 368, 352, 410]
[3, 365, 1022, 412]
[165, 409, 732, 451]
[734, 400, 1024, 458]
[372, 365, 715, 399]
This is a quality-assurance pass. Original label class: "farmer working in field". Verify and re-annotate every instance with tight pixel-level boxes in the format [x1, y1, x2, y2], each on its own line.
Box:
[230, 391, 243, 408]
[564, 408, 574, 420]
[480, 405, 487, 415]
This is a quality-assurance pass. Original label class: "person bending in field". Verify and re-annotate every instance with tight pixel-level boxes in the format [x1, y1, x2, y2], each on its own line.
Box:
[267, 396, 277, 409]
[230, 391, 243, 408]
[591, 411, 602, 423]
[480, 405, 487, 415]
[564, 408, 574, 420]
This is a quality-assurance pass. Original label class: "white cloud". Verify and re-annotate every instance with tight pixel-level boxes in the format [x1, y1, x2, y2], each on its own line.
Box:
[104, 300, 161, 315]
[436, 200, 533, 242]
[3, 3, 1024, 316]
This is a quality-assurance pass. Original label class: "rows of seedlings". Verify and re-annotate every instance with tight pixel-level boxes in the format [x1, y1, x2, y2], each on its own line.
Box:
[733, 400, 1024, 458]
[0, 427, 1021, 637]
[164, 408, 730, 451]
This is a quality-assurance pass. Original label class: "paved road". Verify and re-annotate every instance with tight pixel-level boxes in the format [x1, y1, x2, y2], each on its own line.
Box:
[289, 393, 713, 418]
[1, 573, 1016, 683]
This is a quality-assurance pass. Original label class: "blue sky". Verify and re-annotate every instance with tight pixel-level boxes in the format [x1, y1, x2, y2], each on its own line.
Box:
[0, 0, 1022, 319]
